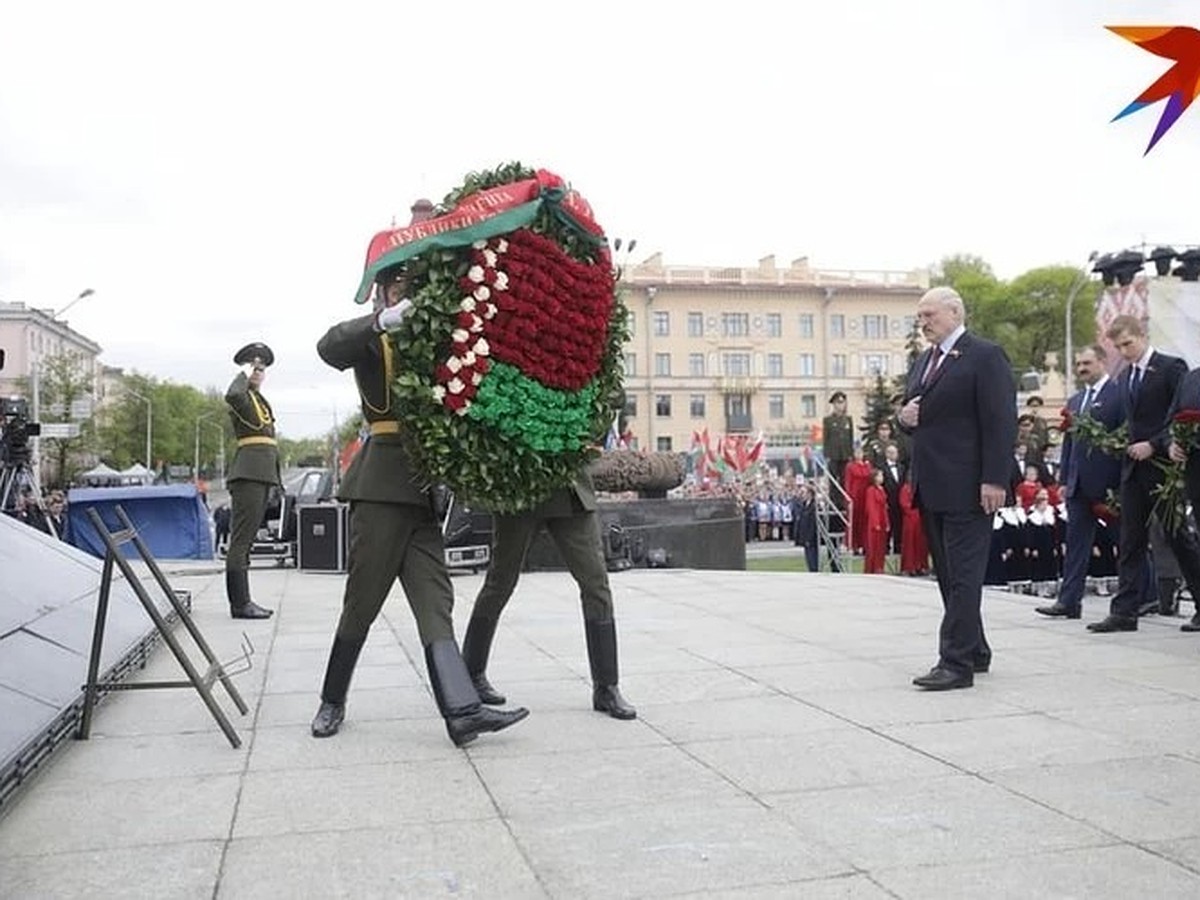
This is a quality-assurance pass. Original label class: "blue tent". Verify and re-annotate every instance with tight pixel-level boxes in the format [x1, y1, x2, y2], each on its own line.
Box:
[67, 484, 213, 560]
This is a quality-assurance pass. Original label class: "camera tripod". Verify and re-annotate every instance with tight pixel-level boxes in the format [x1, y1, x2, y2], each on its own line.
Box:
[0, 455, 42, 516]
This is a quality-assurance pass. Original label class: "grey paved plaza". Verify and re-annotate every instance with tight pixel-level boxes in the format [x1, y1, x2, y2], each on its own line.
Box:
[4, 559, 1200, 898]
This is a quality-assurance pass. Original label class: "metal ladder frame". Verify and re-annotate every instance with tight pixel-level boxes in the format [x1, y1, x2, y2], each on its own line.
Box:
[78, 505, 251, 748]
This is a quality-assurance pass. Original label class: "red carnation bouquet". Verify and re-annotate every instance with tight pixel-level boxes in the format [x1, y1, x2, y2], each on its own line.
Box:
[1154, 408, 1200, 533]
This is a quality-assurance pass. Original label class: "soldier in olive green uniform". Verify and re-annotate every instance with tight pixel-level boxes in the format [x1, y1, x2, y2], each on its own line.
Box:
[822, 390, 855, 502]
[310, 200, 528, 747]
[462, 472, 637, 721]
[223, 343, 278, 620]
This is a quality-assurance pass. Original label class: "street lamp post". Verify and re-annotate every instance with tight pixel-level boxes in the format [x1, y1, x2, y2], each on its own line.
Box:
[124, 388, 153, 468]
[1064, 252, 1099, 392]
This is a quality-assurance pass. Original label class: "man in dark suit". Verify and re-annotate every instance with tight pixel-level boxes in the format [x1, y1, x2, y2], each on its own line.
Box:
[462, 472, 637, 720]
[899, 287, 1016, 690]
[1037, 344, 1123, 619]
[880, 443, 905, 554]
[310, 199, 528, 746]
[1166, 363, 1200, 630]
[1089, 314, 1200, 632]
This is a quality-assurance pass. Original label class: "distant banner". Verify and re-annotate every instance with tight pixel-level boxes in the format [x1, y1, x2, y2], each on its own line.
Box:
[1091, 276, 1200, 373]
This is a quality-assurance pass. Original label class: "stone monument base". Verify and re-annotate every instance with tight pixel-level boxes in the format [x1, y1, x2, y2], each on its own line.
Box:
[523, 496, 745, 572]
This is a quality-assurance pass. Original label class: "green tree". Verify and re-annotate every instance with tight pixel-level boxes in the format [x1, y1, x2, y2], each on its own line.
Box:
[860, 374, 893, 442]
[26, 351, 95, 488]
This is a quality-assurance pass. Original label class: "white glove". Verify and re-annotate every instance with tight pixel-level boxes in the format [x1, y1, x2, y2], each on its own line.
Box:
[375, 298, 414, 332]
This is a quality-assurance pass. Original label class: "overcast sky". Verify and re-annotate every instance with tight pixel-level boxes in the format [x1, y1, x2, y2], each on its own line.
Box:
[3, 1, 1198, 438]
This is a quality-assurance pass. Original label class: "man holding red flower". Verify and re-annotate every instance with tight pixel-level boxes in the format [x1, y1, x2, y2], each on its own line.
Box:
[1037, 345, 1124, 620]
[1165, 371, 1200, 630]
[1088, 316, 1200, 633]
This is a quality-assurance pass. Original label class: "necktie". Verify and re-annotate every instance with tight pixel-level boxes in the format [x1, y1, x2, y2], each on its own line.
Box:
[1081, 386, 1092, 413]
[1129, 367, 1142, 402]
[922, 346, 943, 386]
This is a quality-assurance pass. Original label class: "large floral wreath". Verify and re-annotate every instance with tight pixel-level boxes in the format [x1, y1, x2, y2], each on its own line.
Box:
[354, 162, 629, 513]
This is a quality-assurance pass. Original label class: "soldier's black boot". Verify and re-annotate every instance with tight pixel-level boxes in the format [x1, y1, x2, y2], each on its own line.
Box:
[461, 615, 506, 705]
[585, 618, 637, 720]
[424, 639, 528, 747]
[311, 635, 366, 738]
[226, 569, 273, 620]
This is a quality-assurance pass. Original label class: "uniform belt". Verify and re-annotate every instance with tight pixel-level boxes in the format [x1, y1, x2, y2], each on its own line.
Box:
[369, 420, 401, 436]
[237, 436, 277, 447]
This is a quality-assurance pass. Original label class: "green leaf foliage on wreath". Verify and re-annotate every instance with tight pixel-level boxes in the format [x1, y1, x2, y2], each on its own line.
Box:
[383, 162, 630, 513]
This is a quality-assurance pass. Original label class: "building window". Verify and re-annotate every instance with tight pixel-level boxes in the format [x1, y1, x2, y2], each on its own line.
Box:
[624, 396, 638, 419]
[627, 311, 636, 337]
[688, 353, 705, 377]
[765, 313, 782, 338]
[862, 353, 889, 376]
[722, 352, 752, 376]
[655, 394, 672, 417]
[799, 313, 814, 338]
[903, 315, 917, 337]
[722, 312, 749, 337]
[831, 354, 848, 377]
[726, 393, 750, 418]
[687, 311, 704, 337]
[766, 353, 784, 377]
[769, 394, 785, 418]
[863, 314, 888, 340]
[623, 353, 637, 377]
[656, 436, 673, 452]
[655, 353, 671, 376]
[689, 394, 705, 417]
[801, 394, 817, 417]
[653, 310, 670, 337]
[830, 314, 845, 339]
[798, 353, 816, 376]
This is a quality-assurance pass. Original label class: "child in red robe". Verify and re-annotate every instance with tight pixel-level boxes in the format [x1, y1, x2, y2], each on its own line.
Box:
[899, 479, 929, 576]
[863, 468, 890, 574]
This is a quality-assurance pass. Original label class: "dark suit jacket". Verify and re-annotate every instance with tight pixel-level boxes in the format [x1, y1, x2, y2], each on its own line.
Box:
[903, 332, 1017, 513]
[1166, 367, 1200, 499]
[1060, 379, 1124, 502]
[1119, 350, 1188, 478]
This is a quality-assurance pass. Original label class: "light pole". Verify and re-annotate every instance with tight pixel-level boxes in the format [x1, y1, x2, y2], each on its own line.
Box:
[195, 413, 213, 484]
[124, 388, 153, 468]
[1064, 252, 1099, 392]
[31, 289, 97, 481]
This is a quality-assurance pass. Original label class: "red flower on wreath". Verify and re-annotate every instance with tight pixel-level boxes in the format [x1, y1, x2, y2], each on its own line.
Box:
[431, 229, 615, 413]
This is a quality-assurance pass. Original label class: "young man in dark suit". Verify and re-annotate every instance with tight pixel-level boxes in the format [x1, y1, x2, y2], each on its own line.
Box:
[1037, 345, 1124, 619]
[1088, 315, 1200, 632]
[899, 287, 1016, 690]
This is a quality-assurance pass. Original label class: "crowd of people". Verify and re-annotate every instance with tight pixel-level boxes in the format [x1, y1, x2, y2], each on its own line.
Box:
[4, 486, 70, 541]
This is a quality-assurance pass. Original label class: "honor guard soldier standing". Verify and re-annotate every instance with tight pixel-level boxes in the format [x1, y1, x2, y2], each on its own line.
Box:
[223, 343, 278, 619]
[823, 390, 854, 503]
[462, 469, 638, 720]
[310, 198, 529, 747]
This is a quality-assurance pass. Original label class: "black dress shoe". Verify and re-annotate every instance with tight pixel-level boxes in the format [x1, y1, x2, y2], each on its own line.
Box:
[311, 701, 345, 738]
[1086, 615, 1138, 633]
[231, 601, 274, 620]
[445, 706, 529, 747]
[1036, 603, 1081, 619]
[593, 685, 637, 720]
[471, 673, 506, 706]
[1181, 614, 1200, 633]
[912, 667, 973, 690]
[973, 658, 991, 674]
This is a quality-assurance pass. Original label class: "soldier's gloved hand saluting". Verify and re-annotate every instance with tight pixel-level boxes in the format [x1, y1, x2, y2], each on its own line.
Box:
[374, 298, 414, 332]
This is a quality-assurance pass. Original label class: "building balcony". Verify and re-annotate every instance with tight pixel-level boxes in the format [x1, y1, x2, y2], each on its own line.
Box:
[717, 376, 760, 395]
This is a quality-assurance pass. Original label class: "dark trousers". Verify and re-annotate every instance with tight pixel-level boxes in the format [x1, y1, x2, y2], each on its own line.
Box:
[472, 510, 613, 623]
[802, 542, 820, 573]
[335, 500, 455, 645]
[1111, 463, 1200, 618]
[922, 508, 992, 674]
[1058, 496, 1097, 612]
[226, 480, 271, 571]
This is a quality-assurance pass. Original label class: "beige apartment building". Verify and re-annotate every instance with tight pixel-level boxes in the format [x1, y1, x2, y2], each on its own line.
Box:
[617, 254, 931, 465]
[0, 301, 103, 408]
